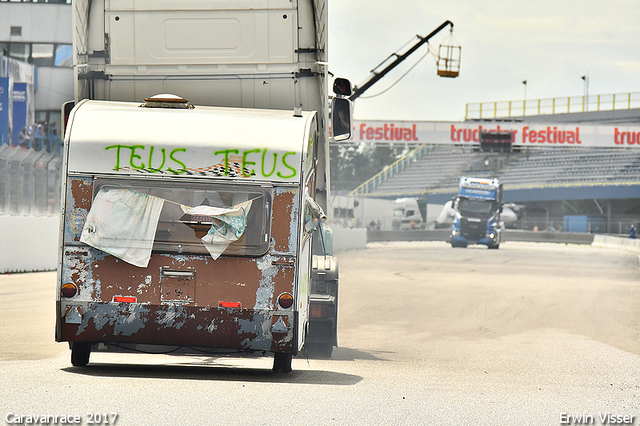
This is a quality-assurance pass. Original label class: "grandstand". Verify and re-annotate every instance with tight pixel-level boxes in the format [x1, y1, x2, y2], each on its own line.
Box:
[347, 103, 640, 232]
[359, 145, 640, 203]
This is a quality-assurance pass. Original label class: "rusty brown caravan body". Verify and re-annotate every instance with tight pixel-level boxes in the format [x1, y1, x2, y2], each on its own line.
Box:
[56, 99, 328, 372]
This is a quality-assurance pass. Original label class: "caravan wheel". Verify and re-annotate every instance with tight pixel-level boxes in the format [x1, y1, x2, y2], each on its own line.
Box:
[71, 342, 91, 367]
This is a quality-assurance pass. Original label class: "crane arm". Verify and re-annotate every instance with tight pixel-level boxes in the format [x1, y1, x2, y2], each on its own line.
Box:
[349, 20, 453, 101]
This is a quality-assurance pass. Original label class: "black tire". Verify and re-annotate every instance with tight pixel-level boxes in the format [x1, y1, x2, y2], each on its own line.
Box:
[71, 342, 91, 367]
[272, 352, 292, 373]
[488, 244, 500, 250]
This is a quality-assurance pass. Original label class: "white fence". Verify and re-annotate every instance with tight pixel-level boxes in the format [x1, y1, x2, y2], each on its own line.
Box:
[0, 145, 62, 216]
[0, 215, 59, 273]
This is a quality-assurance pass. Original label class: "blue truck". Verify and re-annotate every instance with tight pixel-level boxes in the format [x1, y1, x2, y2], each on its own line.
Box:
[450, 177, 503, 249]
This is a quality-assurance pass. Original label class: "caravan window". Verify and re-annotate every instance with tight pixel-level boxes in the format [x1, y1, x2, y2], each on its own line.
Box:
[92, 178, 270, 257]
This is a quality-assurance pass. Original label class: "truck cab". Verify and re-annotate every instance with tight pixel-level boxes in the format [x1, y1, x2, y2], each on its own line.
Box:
[450, 177, 503, 249]
[392, 197, 426, 230]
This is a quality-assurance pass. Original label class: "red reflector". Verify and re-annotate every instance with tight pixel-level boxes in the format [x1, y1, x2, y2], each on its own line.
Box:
[113, 296, 137, 303]
[219, 301, 242, 309]
[310, 304, 329, 318]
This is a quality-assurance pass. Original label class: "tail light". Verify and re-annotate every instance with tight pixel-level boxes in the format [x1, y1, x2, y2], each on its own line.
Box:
[61, 283, 78, 298]
[278, 293, 294, 309]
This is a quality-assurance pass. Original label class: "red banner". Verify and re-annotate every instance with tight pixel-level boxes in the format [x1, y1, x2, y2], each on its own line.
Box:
[353, 121, 640, 148]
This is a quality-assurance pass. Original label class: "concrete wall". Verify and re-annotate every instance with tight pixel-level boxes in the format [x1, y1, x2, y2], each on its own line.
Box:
[2, 217, 634, 274]
[0, 215, 58, 273]
[332, 226, 368, 253]
[366, 229, 595, 245]
[592, 234, 640, 254]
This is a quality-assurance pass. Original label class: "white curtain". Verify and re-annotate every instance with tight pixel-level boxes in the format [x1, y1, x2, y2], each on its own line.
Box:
[80, 188, 165, 267]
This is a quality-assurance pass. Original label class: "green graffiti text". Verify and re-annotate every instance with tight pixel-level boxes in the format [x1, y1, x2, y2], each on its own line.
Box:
[105, 144, 299, 179]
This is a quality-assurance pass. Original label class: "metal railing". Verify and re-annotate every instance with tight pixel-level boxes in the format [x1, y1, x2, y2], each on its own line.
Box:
[348, 144, 432, 197]
[465, 92, 640, 120]
[0, 145, 62, 216]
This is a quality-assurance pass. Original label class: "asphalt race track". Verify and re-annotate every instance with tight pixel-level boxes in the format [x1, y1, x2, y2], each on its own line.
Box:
[1, 241, 639, 425]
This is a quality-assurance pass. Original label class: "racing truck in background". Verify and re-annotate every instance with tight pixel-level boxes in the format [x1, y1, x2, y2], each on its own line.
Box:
[450, 177, 503, 249]
[392, 197, 427, 230]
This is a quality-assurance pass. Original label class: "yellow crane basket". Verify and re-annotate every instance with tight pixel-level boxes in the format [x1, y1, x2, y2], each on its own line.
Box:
[436, 32, 461, 78]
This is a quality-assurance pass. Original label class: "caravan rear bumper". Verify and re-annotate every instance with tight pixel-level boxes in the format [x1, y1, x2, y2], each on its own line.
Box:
[57, 301, 296, 354]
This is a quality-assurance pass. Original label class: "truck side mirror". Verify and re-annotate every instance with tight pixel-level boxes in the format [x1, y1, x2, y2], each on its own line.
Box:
[333, 78, 352, 96]
[331, 97, 352, 141]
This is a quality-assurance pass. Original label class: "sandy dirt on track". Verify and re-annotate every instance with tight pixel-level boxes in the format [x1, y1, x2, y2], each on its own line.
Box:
[0, 271, 63, 361]
[336, 241, 640, 359]
[1, 241, 639, 364]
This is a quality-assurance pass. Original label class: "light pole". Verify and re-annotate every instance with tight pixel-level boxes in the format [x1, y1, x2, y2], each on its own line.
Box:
[581, 74, 589, 111]
[522, 80, 527, 115]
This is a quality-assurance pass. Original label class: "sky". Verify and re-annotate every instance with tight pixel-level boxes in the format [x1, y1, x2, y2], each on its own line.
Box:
[328, 0, 640, 122]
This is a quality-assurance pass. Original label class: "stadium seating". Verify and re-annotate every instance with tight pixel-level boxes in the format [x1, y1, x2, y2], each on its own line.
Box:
[362, 146, 640, 197]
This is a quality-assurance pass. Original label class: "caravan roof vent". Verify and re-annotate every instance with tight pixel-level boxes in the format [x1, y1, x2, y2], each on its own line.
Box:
[141, 94, 193, 109]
